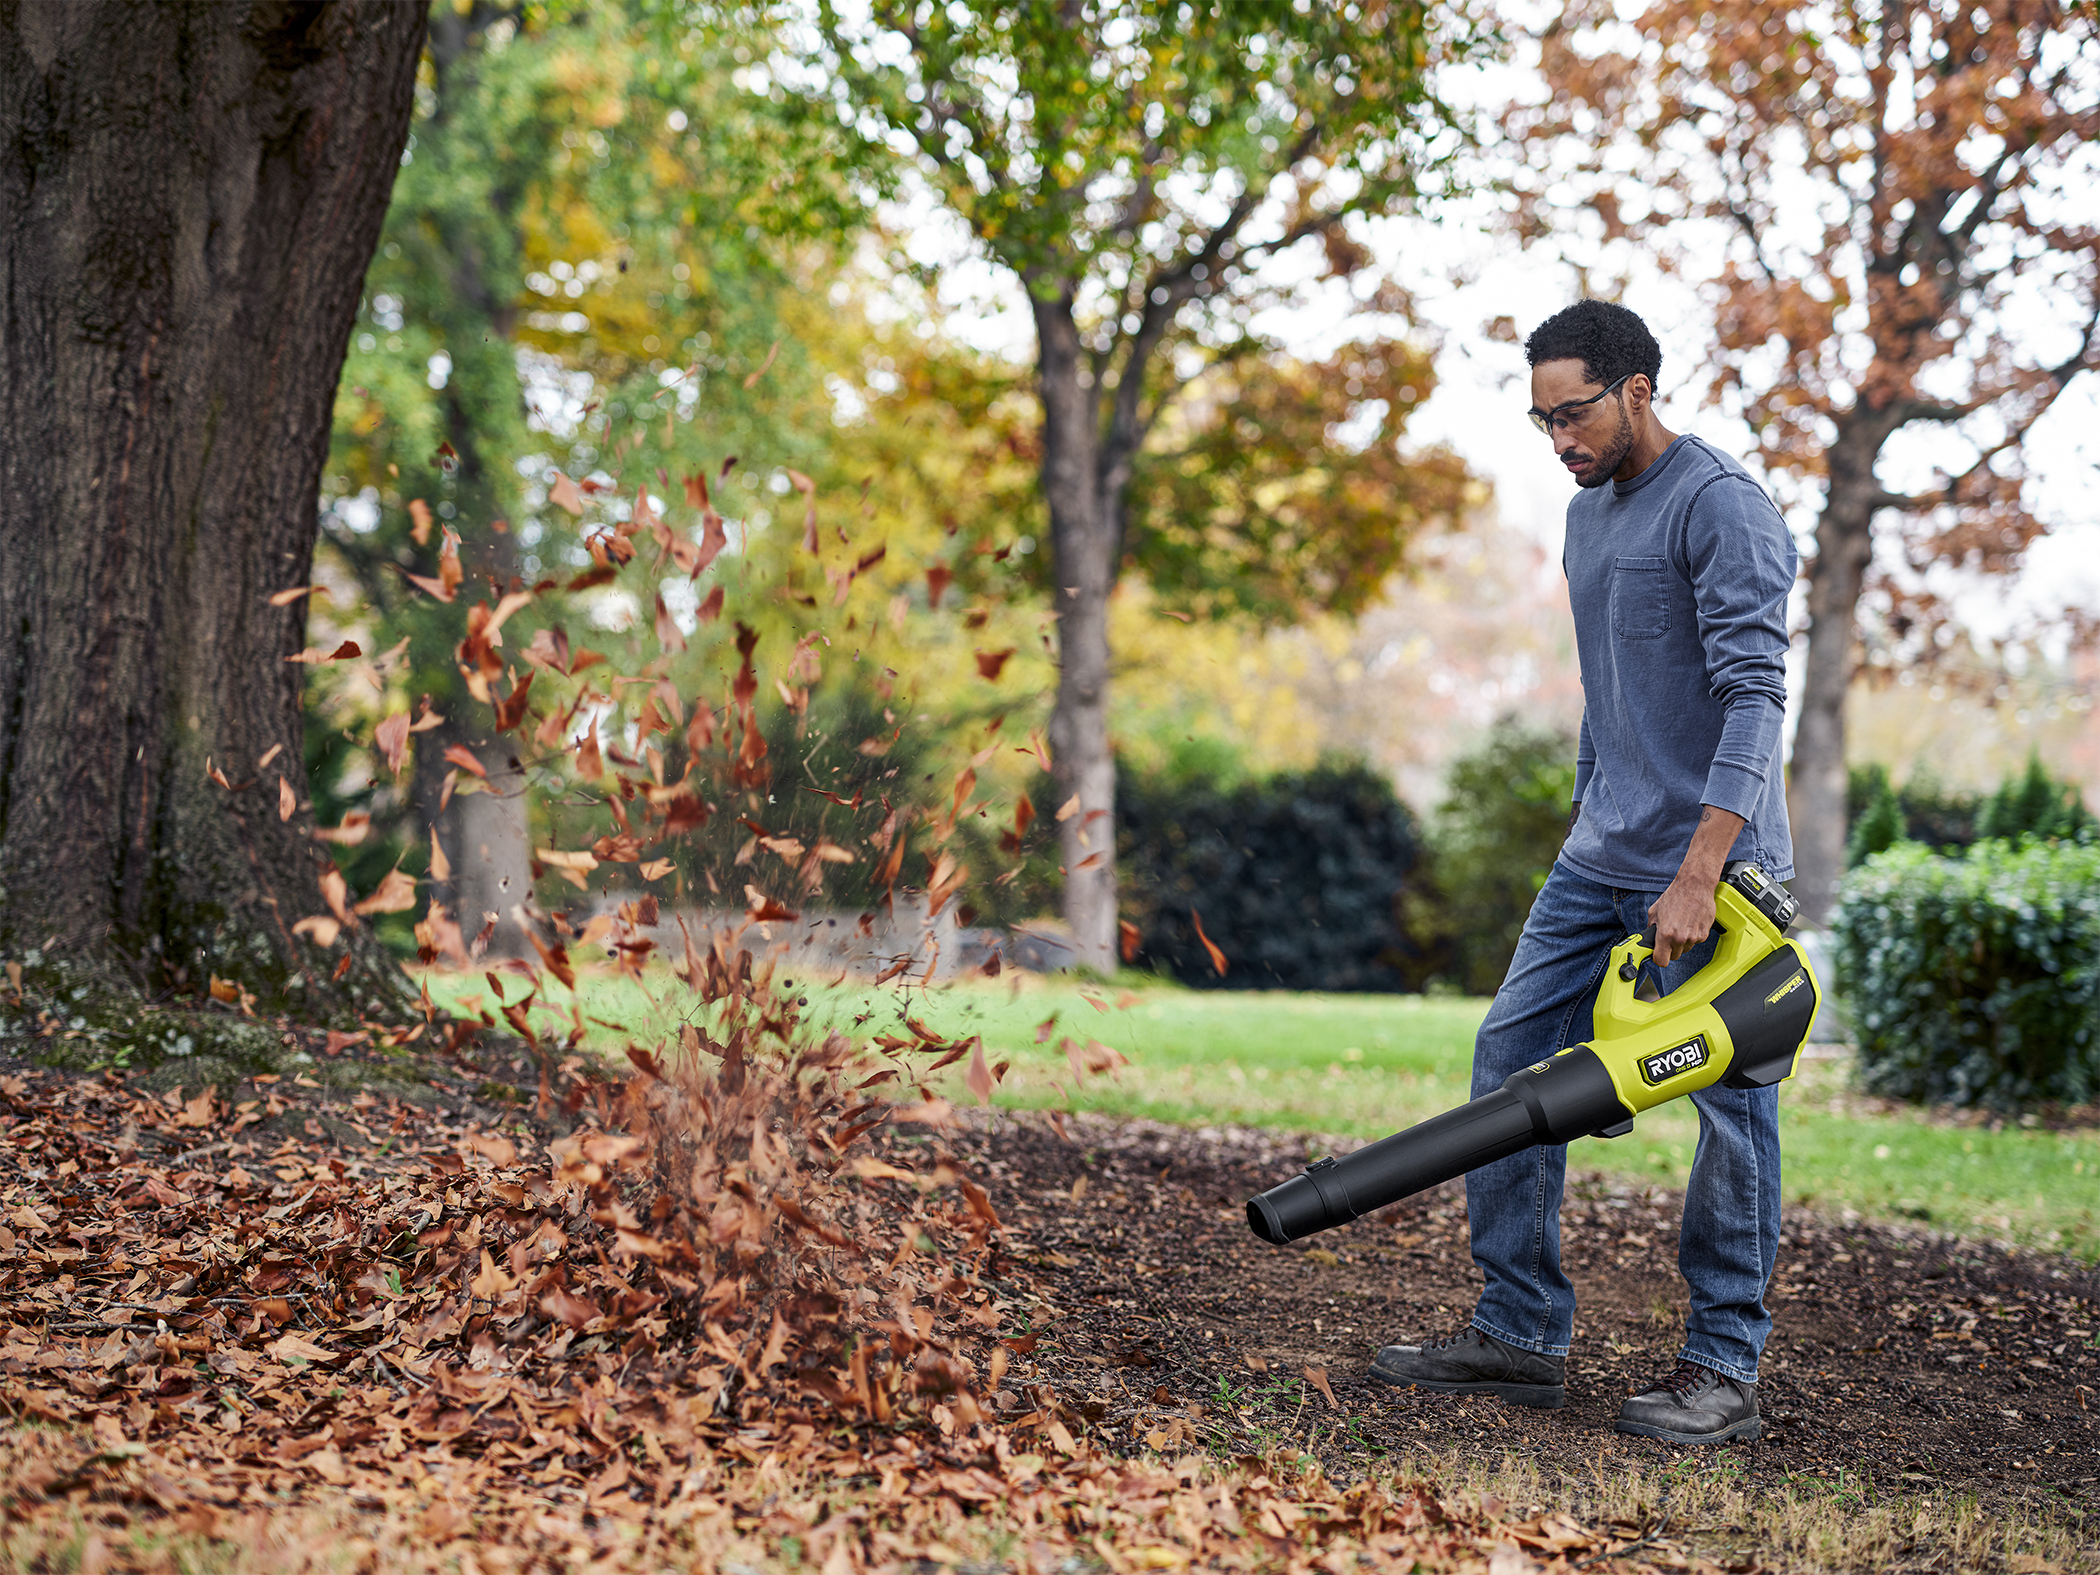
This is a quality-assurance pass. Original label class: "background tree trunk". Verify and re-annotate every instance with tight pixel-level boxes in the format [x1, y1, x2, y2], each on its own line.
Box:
[0, 0, 425, 1011]
[1787, 413, 1897, 926]
[413, 714, 537, 962]
[1034, 295, 1120, 976]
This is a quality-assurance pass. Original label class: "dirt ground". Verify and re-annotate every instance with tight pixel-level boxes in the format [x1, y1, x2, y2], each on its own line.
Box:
[949, 1109, 2100, 1516]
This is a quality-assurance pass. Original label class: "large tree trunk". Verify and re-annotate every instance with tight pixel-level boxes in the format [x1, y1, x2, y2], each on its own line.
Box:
[1787, 416, 1889, 925]
[0, 1, 426, 1012]
[1033, 296, 1120, 976]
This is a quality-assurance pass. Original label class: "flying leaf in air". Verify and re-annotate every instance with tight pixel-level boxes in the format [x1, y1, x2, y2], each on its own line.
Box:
[547, 470, 586, 516]
[743, 885, 799, 923]
[277, 777, 295, 823]
[927, 563, 953, 609]
[975, 648, 1015, 680]
[1192, 908, 1228, 976]
[408, 498, 434, 546]
[784, 468, 818, 552]
[742, 338, 781, 389]
[352, 869, 418, 915]
[285, 641, 362, 664]
[442, 744, 488, 779]
[268, 584, 329, 607]
[291, 915, 341, 949]
[964, 1037, 997, 1106]
[374, 712, 411, 775]
[314, 812, 371, 846]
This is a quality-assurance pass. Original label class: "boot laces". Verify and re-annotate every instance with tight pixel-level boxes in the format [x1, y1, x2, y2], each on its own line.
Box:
[1424, 1329, 1482, 1351]
[1651, 1360, 1714, 1396]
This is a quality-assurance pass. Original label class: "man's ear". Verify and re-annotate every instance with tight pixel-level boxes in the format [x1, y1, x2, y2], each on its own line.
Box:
[1626, 374, 1653, 417]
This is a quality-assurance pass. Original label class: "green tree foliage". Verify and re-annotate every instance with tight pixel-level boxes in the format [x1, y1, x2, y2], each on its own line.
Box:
[310, 2, 878, 941]
[1402, 719, 1578, 996]
[796, 1, 1488, 969]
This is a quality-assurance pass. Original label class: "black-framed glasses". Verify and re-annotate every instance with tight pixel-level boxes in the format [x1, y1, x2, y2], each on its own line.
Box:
[1528, 373, 1631, 434]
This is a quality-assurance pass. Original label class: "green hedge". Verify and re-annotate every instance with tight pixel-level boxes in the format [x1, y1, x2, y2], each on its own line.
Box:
[1834, 837, 2100, 1109]
[1118, 760, 1424, 992]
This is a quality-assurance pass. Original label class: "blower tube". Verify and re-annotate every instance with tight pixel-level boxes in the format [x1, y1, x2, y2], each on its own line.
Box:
[1245, 1044, 1631, 1245]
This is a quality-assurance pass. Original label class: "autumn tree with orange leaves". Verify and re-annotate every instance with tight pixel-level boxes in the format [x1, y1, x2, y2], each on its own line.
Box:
[801, 2, 1488, 971]
[1506, 0, 2100, 919]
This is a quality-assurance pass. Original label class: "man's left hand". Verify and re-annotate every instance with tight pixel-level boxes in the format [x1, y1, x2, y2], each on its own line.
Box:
[1647, 805, 1747, 968]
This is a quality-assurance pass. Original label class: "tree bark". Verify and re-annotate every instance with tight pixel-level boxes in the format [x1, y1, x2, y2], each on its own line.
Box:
[0, 1, 426, 1009]
[1787, 411, 1895, 925]
[1033, 292, 1120, 975]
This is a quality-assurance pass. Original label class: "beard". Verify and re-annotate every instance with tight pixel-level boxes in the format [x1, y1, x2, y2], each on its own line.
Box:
[1569, 402, 1635, 489]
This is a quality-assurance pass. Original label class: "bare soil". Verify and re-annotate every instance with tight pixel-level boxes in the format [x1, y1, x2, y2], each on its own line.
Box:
[951, 1110, 2100, 1518]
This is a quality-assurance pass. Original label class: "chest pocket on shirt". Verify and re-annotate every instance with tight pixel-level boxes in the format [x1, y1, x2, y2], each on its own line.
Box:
[1611, 556, 1670, 640]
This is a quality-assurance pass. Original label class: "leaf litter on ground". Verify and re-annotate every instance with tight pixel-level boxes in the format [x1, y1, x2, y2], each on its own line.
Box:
[0, 1000, 1707, 1575]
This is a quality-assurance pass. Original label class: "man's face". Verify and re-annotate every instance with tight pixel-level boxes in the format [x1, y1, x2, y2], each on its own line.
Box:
[1529, 359, 1635, 489]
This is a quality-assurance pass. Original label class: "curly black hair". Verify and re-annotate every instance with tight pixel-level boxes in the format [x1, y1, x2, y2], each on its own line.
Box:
[1523, 299, 1662, 392]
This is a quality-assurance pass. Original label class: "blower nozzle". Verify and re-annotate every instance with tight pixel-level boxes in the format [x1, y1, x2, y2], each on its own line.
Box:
[1244, 863, 1817, 1245]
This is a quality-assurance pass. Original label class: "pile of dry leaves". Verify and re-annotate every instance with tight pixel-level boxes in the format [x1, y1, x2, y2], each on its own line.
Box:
[0, 972, 1704, 1574]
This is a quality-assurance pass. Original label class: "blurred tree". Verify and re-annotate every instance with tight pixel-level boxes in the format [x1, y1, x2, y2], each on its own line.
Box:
[1506, 0, 2100, 921]
[1402, 719, 1578, 995]
[0, 3, 424, 1014]
[1845, 762, 1982, 852]
[1844, 766, 1907, 868]
[798, 2, 1486, 971]
[318, 0, 867, 952]
[1975, 750, 2092, 841]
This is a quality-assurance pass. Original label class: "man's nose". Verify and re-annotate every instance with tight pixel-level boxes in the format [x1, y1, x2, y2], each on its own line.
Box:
[1551, 423, 1580, 457]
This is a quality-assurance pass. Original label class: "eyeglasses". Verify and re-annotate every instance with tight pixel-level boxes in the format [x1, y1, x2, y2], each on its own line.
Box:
[1528, 373, 1632, 434]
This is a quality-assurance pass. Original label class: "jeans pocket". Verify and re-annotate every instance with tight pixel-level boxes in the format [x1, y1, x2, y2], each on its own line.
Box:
[1611, 556, 1670, 639]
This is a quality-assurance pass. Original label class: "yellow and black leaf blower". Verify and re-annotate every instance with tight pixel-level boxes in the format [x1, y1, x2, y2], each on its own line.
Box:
[1245, 862, 1819, 1246]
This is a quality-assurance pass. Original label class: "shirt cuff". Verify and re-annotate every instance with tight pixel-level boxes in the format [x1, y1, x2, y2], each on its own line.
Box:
[1701, 761, 1766, 822]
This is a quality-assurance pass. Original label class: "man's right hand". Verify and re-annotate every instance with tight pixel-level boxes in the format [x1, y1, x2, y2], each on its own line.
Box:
[1566, 802, 1580, 838]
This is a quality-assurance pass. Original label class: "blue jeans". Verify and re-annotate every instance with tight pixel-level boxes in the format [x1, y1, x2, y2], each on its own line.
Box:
[1465, 861, 1781, 1383]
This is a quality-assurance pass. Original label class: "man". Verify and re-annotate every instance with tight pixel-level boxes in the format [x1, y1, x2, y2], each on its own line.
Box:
[1369, 299, 1796, 1445]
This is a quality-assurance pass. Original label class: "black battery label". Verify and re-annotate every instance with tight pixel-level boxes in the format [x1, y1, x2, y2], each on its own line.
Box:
[1640, 1035, 1710, 1086]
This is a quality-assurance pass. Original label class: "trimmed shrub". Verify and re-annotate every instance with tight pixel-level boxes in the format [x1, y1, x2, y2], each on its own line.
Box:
[1834, 836, 2100, 1110]
[1119, 759, 1423, 991]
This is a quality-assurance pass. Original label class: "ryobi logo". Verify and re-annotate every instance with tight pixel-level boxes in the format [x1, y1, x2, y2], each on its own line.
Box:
[1640, 1035, 1709, 1086]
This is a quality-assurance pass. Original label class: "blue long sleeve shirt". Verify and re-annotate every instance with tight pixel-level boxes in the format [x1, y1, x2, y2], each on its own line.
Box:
[1560, 434, 1796, 887]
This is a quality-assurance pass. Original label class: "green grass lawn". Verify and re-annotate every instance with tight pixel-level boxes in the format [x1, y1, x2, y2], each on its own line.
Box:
[423, 965, 2100, 1259]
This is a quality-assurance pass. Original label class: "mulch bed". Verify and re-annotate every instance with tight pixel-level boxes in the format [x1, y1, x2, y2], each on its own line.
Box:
[949, 1109, 2100, 1506]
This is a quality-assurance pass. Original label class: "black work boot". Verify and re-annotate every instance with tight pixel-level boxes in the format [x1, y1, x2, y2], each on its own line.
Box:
[1615, 1361, 1760, 1444]
[1368, 1327, 1566, 1408]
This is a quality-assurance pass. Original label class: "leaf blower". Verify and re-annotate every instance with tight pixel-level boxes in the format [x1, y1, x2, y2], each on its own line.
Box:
[1245, 862, 1819, 1246]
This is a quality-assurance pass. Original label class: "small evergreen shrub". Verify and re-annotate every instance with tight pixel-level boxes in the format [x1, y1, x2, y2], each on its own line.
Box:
[1118, 759, 1424, 991]
[1975, 751, 2093, 842]
[1834, 836, 2100, 1110]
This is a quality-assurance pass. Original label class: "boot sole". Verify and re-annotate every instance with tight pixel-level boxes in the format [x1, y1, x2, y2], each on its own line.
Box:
[1367, 1370, 1566, 1409]
[1614, 1415, 1761, 1445]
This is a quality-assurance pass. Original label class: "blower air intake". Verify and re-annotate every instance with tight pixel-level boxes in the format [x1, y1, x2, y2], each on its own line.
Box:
[1245, 862, 1816, 1246]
